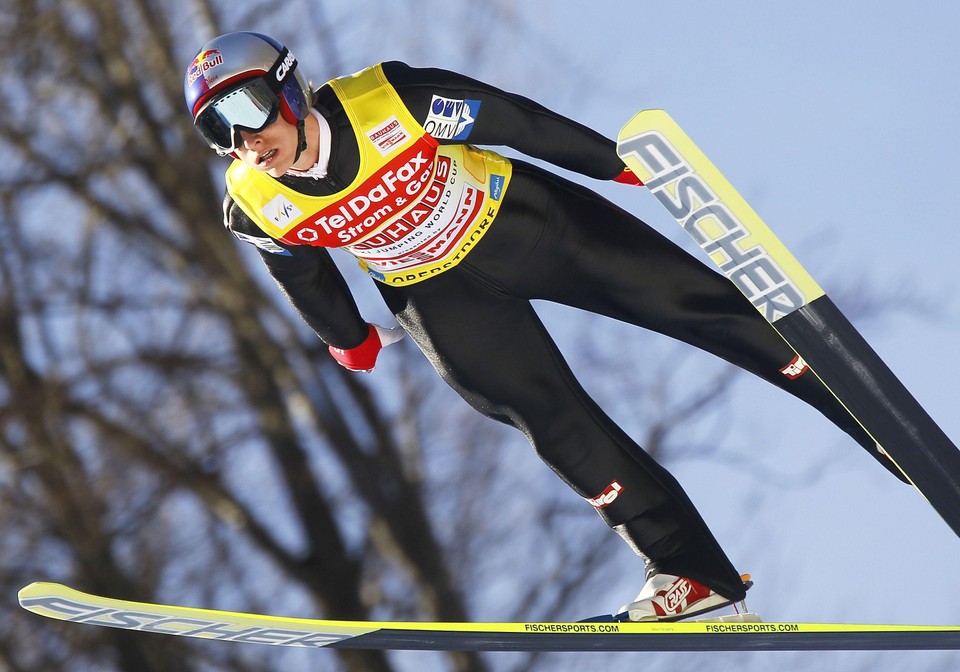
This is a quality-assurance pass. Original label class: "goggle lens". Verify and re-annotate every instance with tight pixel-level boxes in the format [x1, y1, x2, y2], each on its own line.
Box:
[195, 79, 280, 153]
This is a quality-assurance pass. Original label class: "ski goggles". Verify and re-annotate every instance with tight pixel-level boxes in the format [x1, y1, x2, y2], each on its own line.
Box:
[194, 77, 282, 155]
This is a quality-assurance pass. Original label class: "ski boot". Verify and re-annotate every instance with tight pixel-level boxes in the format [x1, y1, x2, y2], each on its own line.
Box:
[615, 573, 753, 622]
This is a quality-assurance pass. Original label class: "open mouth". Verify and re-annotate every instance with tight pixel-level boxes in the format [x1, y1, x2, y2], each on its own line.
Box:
[257, 148, 278, 165]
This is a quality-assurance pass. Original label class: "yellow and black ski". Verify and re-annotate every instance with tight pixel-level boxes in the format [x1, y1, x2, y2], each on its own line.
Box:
[617, 110, 960, 537]
[18, 582, 960, 651]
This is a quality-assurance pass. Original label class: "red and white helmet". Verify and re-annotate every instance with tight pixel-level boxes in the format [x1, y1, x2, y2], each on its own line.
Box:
[184, 32, 312, 155]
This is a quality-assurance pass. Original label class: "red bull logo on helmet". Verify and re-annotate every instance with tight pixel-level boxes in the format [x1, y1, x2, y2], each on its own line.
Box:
[187, 49, 224, 87]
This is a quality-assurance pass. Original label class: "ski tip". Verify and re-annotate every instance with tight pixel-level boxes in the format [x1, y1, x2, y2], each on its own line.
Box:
[616, 109, 673, 144]
[18, 582, 46, 602]
[18, 581, 72, 608]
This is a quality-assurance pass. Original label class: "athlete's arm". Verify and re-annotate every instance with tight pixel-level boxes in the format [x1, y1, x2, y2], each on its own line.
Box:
[380, 61, 628, 181]
[224, 196, 370, 350]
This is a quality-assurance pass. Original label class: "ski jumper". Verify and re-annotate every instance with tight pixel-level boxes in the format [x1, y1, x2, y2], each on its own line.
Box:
[223, 62, 902, 601]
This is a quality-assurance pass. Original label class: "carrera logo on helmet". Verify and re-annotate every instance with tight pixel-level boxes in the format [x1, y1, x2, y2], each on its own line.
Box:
[276, 50, 297, 82]
[187, 49, 224, 86]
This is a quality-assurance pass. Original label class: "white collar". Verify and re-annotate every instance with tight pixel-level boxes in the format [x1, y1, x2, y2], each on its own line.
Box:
[286, 109, 332, 180]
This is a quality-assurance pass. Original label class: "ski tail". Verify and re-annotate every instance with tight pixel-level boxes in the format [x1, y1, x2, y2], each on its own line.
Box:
[617, 110, 960, 538]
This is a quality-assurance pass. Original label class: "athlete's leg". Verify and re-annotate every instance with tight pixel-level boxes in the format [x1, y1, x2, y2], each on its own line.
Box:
[482, 163, 901, 480]
[378, 266, 748, 600]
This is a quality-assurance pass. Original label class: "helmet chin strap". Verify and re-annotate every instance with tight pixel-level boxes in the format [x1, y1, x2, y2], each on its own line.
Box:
[293, 118, 307, 163]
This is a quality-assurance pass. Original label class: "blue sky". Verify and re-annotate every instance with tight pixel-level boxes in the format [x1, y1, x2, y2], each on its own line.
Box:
[470, 2, 960, 668]
[537, 3, 960, 668]
[275, 2, 960, 668]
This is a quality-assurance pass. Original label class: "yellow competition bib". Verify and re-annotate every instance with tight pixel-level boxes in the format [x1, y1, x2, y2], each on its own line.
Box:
[226, 64, 512, 285]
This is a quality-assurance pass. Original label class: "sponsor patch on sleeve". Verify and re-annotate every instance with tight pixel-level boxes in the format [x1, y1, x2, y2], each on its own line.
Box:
[423, 95, 480, 140]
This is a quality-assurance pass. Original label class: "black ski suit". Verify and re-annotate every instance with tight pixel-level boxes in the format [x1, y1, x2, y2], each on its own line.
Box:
[223, 61, 900, 601]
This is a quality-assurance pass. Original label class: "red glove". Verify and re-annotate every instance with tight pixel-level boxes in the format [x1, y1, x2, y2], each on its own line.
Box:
[329, 323, 405, 372]
[613, 166, 644, 186]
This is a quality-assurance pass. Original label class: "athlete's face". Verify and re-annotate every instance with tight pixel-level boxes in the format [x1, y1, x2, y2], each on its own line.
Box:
[234, 116, 299, 178]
